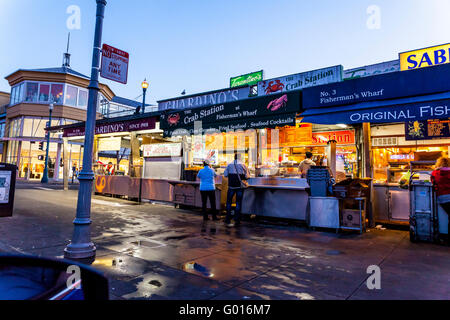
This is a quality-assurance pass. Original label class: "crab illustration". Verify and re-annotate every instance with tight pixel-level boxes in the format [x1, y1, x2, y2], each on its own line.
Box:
[264, 80, 285, 94]
[167, 113, 181, 126]
[408, 121, 425, 138]
[267, 94, 288, 111]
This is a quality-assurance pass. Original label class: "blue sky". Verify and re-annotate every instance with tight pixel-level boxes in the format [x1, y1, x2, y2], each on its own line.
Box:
[1, 0, 450, 105]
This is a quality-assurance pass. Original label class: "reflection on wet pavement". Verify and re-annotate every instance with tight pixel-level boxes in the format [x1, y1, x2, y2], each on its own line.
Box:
[12, 187, 450, 300]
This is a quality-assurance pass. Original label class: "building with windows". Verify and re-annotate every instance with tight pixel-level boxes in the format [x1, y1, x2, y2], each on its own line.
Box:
[2, 64, 142, 181]
[0, 91, 10, 162]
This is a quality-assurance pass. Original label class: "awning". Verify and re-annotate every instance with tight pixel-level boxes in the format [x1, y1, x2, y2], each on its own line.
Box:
[300, 91, 450, 124]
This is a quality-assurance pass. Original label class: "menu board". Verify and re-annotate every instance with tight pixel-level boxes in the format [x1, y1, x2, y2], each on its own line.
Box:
[405, 120, 450, 140]
[279, 124, 312, 147]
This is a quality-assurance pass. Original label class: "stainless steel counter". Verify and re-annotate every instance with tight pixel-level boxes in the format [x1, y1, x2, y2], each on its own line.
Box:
[241, 177, 310, 220]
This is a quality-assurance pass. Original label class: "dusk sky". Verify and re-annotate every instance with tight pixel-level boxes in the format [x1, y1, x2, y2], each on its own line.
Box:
[1, 0, 450, 105]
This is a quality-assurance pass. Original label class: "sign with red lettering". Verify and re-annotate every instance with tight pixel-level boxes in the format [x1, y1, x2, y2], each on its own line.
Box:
[100, 44, 129, 84]
[312, 130, 355, 145]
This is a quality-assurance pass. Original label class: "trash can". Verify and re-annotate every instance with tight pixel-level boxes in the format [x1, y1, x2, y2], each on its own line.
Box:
[0, 163, 17, 217]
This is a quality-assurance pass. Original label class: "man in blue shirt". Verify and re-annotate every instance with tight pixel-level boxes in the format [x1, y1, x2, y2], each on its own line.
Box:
[197, 160, 218, 221]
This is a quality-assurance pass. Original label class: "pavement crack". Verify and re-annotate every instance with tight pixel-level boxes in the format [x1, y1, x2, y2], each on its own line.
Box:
[345, 232, 408, 300]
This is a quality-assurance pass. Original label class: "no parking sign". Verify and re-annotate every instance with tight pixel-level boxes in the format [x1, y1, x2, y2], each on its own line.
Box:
[100, 43, 129, 84]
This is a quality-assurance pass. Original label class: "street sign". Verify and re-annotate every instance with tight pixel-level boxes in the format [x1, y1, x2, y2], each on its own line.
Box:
[100, 44, 129, 84]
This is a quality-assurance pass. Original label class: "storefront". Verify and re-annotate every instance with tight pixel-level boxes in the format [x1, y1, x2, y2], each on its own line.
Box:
[300, 61, 450, 224]
[49, 113, 161, 191]
[157, 90, 364, 220]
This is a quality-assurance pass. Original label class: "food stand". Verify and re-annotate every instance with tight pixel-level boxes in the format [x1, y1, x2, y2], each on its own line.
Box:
[300, 62, 450, 226]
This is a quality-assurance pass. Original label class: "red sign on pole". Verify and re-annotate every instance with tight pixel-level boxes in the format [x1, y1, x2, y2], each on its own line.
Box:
[100, 44, 129, 84]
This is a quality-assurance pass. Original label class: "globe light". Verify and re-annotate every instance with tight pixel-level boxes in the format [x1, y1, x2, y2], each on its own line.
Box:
[141, 79, 149, 90]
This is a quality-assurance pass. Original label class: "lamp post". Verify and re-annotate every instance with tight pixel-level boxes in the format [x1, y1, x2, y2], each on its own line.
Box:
[64, 0, 107, 262]
[141, 79, 148, 114]
[41, 102, 54, 184]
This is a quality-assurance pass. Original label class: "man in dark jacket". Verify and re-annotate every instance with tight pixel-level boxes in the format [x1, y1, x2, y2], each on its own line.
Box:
[224, 153, 250, 227]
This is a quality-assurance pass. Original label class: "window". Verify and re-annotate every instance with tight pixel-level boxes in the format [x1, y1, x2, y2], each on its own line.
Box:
[10, 83, 24, 105]
[78, 90, 88, 107]
[65, 85, 78, 106]
[25, 82, 38, 102]
[51, 84, 64, 104]
[22, 118, 34, 137]
[39, 84, 50, 102]
[8, 118, 22, 138]
[0, 122, 5, 138]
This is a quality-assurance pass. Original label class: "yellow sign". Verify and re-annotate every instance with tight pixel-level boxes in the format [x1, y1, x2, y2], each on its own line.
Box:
[400, 43, 450, 71]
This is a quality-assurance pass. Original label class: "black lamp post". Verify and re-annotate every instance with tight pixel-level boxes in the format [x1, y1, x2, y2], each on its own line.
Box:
[141, 79, 148, 114]
[64, 0, 107, 262]
[41, 101, 54, 184]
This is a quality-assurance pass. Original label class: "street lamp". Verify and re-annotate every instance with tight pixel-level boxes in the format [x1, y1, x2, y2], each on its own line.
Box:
[141, 79, 148, 114]
[64, 0, 107, 263]
[41, 101, 54, 184]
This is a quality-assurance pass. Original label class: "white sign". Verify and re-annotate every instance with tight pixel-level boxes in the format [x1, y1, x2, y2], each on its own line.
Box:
[143, 143, 182, 157]
[0, 171, 11, 204]
[100, 44, 129, 84]
[98, 137, 122, 151]
[258, 65, 343, 96]
[344, 60, 399, 80]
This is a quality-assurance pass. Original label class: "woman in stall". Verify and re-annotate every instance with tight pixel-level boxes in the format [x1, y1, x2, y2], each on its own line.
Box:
[431, 156, 450, 245]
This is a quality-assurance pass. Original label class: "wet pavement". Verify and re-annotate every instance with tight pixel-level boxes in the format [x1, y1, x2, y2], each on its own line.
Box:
[0, 181, 449, 300]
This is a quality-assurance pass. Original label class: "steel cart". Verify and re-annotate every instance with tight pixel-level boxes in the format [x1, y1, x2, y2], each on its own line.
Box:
[409, 170, 438, 243]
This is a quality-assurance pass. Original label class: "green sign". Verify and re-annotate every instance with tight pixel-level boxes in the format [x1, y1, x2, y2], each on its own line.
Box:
[230, 70, 263, 88]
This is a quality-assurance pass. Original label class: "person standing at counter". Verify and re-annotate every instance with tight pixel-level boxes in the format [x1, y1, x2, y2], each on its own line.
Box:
[197, 160, 218, 221]
[431, 157, 450, 244]
[298, 152, 316, 178]
[224, 153, 250, 227]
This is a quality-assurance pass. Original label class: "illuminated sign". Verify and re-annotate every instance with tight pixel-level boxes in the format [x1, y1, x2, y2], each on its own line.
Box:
[98, 137, 121, 151]
[230, 71, 263, 88]
[400, 43, 450, 71]
[311, 130, 355, 145]
[143, 143, 182, 157]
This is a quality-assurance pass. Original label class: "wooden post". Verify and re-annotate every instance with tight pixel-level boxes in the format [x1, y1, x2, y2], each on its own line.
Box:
[363, 122, 372, 178]
[327, 140, 337, 178]
[362, 122, 375, 227]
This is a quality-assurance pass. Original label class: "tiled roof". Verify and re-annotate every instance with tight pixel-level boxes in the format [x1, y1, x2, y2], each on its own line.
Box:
[21, 67, 90, 79]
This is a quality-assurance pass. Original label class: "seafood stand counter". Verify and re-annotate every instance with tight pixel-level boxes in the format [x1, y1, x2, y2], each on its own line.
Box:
[166, 175, 310, 221]
[167, 175, 226, 210]
[241, 177, 310, 220]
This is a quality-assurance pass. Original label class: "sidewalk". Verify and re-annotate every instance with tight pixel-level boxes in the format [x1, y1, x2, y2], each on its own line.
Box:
[0, 184, 449, 300]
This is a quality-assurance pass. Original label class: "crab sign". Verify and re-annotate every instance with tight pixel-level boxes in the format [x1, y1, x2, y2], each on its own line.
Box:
[265, 80, 285, 94]
[267, 94, 288, 112]
[167, 113, 181, 126]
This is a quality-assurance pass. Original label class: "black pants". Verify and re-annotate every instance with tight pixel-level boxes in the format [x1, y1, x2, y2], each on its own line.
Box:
[438, 201, 450, 244]
[200, 190, 217, 218]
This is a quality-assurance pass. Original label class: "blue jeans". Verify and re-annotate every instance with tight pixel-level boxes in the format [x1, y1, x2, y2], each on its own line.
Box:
[225, 188, 244, 224]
